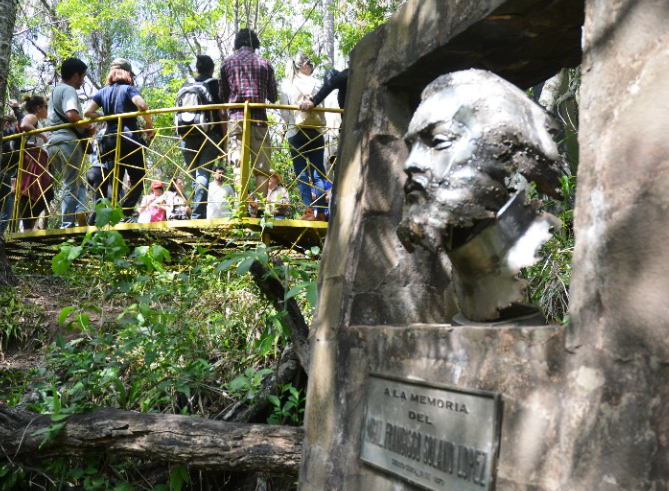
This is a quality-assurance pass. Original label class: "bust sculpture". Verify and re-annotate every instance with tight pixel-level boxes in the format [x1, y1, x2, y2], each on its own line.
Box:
[397, 69, 566, 323]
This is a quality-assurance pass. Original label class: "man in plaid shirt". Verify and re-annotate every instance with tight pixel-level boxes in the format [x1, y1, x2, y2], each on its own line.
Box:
[219, 28, 278, 212]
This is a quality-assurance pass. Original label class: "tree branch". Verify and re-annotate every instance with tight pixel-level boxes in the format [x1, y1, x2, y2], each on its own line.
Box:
[249, 259, 310, 371]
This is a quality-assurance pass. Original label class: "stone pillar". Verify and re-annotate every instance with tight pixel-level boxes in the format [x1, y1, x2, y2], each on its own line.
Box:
[564, 0, 669, 488]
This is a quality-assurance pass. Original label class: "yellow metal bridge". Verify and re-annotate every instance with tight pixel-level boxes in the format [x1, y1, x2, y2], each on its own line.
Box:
[0, 102, 342, 259]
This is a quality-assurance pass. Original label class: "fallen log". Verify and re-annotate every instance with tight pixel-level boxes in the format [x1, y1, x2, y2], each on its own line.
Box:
[0, 406, 304, 475]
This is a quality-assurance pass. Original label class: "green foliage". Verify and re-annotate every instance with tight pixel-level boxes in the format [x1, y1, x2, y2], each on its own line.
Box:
[267, 383, 306, 426]
[524, 175, 576, 324]
[227, 367, 274, 403]
[2, 221, 317, 486]
[0, 288, 46, 353]
[336, 0, 406, 55]
[32, 204, 317, 422]
[169, 465, 190, 491]
[0, 463, 25, 491]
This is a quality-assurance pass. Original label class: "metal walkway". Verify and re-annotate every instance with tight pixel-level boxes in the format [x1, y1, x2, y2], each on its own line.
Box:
[2, 217, 328, 261]
[1, 102, 341, 258]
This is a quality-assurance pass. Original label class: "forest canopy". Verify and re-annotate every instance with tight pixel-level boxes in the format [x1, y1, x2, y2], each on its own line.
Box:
[8, 0, 406, 107]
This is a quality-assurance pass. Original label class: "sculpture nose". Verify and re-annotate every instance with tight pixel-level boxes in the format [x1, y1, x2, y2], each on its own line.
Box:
[403, 145, 430, 174]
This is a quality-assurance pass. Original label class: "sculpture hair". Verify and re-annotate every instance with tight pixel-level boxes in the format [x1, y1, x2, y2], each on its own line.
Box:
[421, 69, 564, 197]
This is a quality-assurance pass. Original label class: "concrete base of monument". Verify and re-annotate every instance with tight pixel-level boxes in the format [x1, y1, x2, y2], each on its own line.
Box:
[451, 304, 546, 327]
[300, 323, 567, 491]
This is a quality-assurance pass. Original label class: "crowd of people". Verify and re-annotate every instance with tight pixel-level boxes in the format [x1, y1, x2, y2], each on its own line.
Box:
[0, 27, 344, 233]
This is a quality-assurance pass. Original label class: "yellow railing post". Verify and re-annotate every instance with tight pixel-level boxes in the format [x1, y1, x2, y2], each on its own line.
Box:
[11, 134, 26, 231]
[111, 116, 123, 209]
[238, 101, 252, 215]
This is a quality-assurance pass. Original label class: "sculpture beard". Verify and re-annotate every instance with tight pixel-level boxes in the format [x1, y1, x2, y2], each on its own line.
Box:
[397, 138, 513, 255]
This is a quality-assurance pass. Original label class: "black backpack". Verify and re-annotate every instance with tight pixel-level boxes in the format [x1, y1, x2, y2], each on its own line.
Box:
[174, 78, 216, 136]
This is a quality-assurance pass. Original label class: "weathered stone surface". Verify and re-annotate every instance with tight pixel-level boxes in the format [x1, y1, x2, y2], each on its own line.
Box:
[565, 0, 669, 489]
[302, 0, 585, 489]
[381, 0, 583, 92]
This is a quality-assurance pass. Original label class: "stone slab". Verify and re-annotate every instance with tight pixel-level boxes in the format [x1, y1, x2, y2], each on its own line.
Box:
[301, 324, 566, 490]
[301, 0, 585, 488]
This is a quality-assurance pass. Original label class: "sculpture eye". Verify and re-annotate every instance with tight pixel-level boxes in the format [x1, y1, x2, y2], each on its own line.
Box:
[432, 134, 454, 150]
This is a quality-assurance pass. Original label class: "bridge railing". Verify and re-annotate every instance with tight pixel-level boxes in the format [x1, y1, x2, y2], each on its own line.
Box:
[0, 102, 342, 235]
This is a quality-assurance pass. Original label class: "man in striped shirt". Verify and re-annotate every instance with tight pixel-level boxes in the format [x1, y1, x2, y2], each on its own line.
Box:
[219, 28, 278, 212]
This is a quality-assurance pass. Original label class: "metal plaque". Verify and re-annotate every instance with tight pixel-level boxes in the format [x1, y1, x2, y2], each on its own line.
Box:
[360, 374, 501, 491]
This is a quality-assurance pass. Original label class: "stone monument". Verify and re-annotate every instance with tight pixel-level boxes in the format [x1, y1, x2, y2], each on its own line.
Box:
[300, 0, 669, 489]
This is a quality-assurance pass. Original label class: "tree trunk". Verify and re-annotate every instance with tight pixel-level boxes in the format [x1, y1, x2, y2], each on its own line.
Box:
[0, 0, 18, 111]
[323, 0, 335, 69]
[0, 405, 303, 475]
[0, 0, 19, 288]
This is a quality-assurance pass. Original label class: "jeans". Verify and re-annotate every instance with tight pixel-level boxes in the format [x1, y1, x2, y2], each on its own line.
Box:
[181, 131, 221, 219]
[0, 170, 14, 234]
[47, 140, 87, 228]
[288, 128, 326, 212]
[86, 165, 112, 225]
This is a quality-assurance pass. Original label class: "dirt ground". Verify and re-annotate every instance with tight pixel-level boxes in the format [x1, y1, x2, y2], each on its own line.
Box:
[0, 272, 112, 373]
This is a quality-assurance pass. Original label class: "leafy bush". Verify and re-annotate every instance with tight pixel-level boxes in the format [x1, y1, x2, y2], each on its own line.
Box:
[1, 201, 318, 488]
[0, 288, 46, 353]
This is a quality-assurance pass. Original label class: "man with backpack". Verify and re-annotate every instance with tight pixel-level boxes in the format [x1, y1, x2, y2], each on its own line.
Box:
[176, 55, 225, 219]
[219, 28, 278, 216]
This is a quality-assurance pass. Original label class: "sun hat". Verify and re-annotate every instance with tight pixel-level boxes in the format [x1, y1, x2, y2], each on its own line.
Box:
[269, 169, 282, 184]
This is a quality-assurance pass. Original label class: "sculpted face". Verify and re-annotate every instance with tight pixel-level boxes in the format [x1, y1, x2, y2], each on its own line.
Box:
[398, 70, 563, 254]
[399, 89, 509, 252]
[397, 70, 566, 322]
